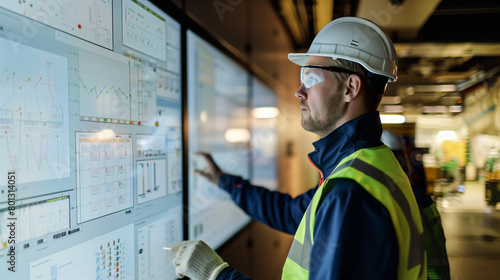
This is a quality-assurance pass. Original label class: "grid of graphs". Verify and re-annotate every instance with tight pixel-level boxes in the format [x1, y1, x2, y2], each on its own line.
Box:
[0, 37, 70, 186]
[0, 1, 185, 279]
[76, 132, 133, 223]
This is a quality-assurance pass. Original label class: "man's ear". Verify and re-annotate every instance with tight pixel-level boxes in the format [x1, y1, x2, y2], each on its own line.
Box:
[344, 74, 362, 102]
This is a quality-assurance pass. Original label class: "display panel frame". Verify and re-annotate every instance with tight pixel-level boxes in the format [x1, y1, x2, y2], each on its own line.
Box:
[186, 29, 252, 250]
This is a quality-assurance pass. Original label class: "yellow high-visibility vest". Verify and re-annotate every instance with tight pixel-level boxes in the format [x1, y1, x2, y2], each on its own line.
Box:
[282, 145, 426, 279]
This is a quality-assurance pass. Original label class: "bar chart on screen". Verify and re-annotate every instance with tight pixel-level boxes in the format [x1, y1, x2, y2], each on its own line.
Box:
[137, 159, 167, 204]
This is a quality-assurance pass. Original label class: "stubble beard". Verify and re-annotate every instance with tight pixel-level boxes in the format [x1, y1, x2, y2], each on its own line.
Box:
[300, 93, 344, 137]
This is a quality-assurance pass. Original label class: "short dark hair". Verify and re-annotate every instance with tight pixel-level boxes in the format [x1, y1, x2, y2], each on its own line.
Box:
[328, 58, 388, 110]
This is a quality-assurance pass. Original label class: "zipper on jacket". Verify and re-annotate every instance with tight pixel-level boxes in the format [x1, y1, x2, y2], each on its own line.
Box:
[307, 155, 324, 187]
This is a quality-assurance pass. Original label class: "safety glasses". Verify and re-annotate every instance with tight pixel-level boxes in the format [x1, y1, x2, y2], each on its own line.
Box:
[300, 65, 360, 89]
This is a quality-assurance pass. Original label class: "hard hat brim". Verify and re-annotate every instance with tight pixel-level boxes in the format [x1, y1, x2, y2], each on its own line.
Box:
[288, 52, 397, 82]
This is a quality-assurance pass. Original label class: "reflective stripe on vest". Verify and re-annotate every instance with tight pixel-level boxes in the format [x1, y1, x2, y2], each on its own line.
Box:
[287, 200, 314, 271]
[282, 146, 426, 280]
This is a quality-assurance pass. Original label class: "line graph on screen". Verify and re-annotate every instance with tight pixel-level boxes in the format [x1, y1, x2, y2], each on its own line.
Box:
[79, 50, 131, 123]
[0, 37, 70, 185]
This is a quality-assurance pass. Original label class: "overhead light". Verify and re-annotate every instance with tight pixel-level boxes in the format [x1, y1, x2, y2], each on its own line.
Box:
[251, 107, 280, 119]
[200, 111, 207, 123]
[383, 105, 405, 113]
[397, 84, 458, 93]
[449, 105, 462, 113]
[380, 114, 406, 124]
[437, 130, 457, 140]
[225, 128, 250, 143]
[414, 84, 457, 92]
[422, 106, 448, 113]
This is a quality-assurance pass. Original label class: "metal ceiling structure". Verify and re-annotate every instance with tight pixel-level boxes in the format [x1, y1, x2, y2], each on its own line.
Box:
[273, 0, 500, 118]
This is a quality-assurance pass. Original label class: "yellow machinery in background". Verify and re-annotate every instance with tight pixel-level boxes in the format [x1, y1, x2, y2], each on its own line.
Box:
[485, 153, 500, 207]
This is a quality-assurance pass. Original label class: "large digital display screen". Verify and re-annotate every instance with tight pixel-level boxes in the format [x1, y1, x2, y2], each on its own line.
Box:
[187, 31, 252, 249]
[0, 1, 182, 279]
[251, 78, 279, 191]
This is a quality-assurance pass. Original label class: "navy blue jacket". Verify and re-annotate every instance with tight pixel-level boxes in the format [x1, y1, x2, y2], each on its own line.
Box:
[216, 111, 398, 280]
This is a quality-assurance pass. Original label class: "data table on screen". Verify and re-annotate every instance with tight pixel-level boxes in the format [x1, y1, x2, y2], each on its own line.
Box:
[29, 224, 135, 280]
[0, 196, 70, 251]
[137, 206, 182, 280]
[76, 132, 133, 223]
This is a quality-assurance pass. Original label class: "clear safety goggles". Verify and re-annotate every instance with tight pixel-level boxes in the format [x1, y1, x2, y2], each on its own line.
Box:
[300, 65, 360, 89]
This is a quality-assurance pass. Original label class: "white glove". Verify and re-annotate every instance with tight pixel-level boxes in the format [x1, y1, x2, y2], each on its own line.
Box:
[171, 240, 229, 280]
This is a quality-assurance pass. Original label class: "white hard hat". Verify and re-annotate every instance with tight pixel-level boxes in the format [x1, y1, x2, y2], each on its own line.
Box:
[288, 17, 398, 82]
[381, 130, 404, 151]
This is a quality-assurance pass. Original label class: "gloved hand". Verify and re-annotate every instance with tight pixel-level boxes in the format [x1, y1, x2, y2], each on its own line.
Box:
[194, 152, 223, 185]
[171, 240, 229, 280]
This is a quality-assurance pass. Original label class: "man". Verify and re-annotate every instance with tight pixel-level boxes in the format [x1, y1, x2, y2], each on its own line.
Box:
[172, 17, 426, 280]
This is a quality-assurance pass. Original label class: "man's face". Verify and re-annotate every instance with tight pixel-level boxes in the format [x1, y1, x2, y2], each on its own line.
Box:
[295, 56, 347, 137]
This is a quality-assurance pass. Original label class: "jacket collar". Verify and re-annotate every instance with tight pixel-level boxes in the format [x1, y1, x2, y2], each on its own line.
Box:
[307, 111, 384, 183]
